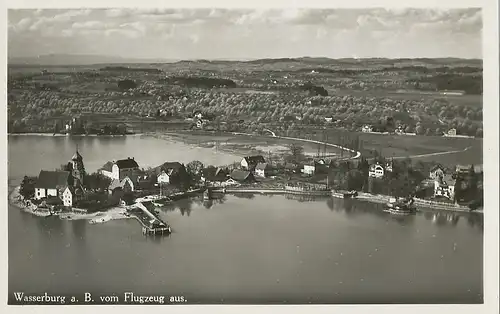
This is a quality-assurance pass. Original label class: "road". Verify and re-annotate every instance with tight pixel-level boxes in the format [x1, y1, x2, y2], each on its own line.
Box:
[233, 130, 471, 162]
[393, 146, 472, 160]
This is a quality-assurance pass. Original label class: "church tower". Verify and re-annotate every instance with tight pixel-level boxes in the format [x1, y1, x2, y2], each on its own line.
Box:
[71, 146, 85, 187]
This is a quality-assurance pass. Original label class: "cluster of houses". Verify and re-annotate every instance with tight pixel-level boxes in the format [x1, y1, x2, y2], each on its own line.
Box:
[30, 145, 482, 208]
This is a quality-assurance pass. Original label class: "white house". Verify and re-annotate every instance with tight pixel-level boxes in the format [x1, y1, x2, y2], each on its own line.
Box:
[303, 164, 315, 175]
[434, 174, 456, 200]
[255, 163, 274, 178]
[362, 125, 373, 133]
[34, 170, 71, 200]
[157, 170, 171, 184]
[240, 155, 265, 170]
[63, 187, 74, 207]
[446, 128, 457, 136]
[368, 164, 384, 178]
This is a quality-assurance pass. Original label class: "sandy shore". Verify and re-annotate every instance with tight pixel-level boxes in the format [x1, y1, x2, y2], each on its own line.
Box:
[9, 186, 131, 224]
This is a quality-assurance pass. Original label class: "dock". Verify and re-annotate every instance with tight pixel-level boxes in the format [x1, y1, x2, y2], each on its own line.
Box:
[131, 201, 172, 236]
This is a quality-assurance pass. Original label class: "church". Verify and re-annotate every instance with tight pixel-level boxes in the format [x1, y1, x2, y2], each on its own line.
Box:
[34, 147, 86, 207]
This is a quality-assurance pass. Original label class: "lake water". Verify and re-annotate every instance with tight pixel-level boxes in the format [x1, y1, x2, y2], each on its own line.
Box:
[8, 135, 483, 304]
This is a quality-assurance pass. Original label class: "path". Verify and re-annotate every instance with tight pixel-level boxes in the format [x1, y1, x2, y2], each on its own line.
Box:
[263, 129, 277, 137]
[392, 146, 472, 160]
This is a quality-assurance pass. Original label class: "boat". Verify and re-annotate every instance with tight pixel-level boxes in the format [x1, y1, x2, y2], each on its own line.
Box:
[343, 190, 358, 199]
[384, 197, 416, 215]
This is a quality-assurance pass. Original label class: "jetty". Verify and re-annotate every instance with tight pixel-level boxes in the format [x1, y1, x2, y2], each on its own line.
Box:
[131, 201, 171, 236]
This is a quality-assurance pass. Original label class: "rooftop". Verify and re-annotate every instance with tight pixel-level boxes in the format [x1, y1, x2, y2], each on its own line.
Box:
[35, 170, 70, 189]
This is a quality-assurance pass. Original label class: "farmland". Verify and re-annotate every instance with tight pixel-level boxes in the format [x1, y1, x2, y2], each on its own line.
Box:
[7, 56, 483, 166]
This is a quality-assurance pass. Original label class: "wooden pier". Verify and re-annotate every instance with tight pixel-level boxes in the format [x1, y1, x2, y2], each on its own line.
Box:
[132, 201, 172, 236]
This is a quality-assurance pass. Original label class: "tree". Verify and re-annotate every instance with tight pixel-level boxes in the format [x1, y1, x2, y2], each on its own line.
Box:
[287, 144, 305, 163]
[19, 176, 36, 199]
[415, 125, 424, 135]
[118, 79, 137, 90]
[53, 121, 61, 134]
[122, 191, 135, 205]
[186, 160, 204, 178]
[83, 173, 112, 192]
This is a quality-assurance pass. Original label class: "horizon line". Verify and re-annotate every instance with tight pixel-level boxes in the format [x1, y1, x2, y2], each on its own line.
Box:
[7, 54, 483, 64]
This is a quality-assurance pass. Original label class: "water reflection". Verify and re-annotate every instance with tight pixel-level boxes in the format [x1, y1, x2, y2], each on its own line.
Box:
[72, 220, 87, 246]
[284, 194, 329, 202]
[420, 210, 482, 230]
[321, 197, 483, 229]
[145, 233, 171, 244]
[233, 193, 255, 199]
[203, 200, 214, 209]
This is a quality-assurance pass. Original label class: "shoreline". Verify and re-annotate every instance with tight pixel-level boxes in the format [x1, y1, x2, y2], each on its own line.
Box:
[212, 187, 483, 215]
[8, 133, 132, 137]
[9, 186, 132, 224]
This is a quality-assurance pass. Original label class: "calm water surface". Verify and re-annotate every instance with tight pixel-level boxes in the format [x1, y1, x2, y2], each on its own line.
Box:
[8, 135, 483, 304]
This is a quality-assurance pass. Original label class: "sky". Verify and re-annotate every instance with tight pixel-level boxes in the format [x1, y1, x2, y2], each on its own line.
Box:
[7, 8, 482, 60]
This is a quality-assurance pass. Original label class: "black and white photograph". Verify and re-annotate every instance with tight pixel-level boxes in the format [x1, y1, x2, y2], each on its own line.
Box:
[3, 1, 499, 312]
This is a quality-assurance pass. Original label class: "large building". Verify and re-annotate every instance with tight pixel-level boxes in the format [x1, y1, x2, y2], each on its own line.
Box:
[34, 149, 85, 207]
[34, 170, 71, 200]
[434, 174, 456, 200]
[100, 157, 140, 181]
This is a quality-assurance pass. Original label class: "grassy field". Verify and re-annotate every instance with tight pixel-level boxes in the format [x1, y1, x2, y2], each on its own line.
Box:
[356, 133, 482, 166]
[327, 89, 482, 107]
[154, 129, 482, 166]
[161, 131, 344, 157]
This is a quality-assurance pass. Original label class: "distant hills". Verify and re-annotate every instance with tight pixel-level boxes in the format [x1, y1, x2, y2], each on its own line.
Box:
[8, 54, 179, 66]
[8, 54, 482, 67]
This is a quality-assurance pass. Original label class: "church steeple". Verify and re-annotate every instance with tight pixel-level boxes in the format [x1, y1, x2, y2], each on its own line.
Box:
[70, 145, 85, 186]
[72, 144, 83, 162]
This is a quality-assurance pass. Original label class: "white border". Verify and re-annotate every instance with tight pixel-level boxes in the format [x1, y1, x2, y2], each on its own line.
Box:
[1, 1, 498, 314]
